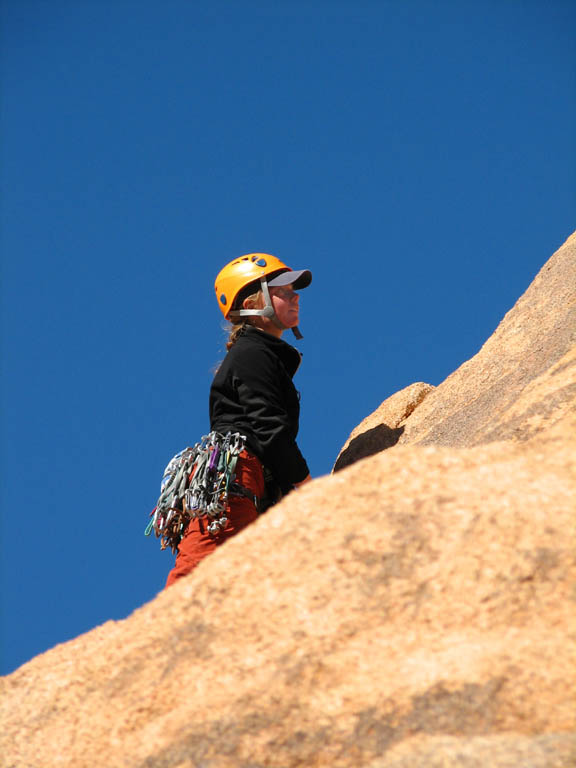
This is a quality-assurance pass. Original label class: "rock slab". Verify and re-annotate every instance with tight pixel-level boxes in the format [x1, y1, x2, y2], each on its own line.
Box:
[335, 230, 576, 467]
[397, 230, 576, 449]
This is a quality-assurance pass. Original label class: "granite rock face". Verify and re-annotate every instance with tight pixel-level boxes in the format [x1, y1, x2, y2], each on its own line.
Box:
[396, 231, 576, 449]
[1, 233, 575, 768]
[334, 382, 434, 471]
[335, 230, 576, 466]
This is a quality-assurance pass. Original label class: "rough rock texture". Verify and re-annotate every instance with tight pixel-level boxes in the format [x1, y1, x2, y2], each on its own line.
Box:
[334, 382, 434, 471]
[2, 233, 575, 768]
[335, 231, 576, 468]
[396, 231, 576, 449]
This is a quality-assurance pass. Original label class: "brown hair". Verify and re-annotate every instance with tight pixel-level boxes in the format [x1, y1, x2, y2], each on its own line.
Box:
[225, 289, 263, 350]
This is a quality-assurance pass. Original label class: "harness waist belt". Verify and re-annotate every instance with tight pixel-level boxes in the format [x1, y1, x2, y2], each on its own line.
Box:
[229, 481, 260, 512]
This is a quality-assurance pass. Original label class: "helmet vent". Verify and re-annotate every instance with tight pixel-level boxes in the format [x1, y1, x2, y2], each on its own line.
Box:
[251, 256, 267, 267]
[220, 294, 227, 305]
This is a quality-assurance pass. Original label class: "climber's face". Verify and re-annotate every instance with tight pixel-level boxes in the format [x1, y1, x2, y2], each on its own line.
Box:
[270, 284, 300, 329]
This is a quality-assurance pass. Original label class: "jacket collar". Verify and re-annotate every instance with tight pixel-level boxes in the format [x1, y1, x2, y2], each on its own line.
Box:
[240, 325, 302, 377]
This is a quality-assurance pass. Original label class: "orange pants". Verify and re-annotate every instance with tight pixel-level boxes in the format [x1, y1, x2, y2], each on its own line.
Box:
[165, 450, 265, 587]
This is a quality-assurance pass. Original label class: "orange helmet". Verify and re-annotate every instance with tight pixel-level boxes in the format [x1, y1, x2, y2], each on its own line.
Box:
[214, 253, 312, 339]
[215, 253, 290, 319]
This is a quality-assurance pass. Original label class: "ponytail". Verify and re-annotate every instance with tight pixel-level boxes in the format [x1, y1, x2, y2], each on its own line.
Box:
[225, 289, 262, 350]
[226, 322, 247, 350]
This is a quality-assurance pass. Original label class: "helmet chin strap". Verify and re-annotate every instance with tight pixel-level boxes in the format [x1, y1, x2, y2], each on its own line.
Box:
[228, 276, 304, 339]
[292, 325, 304, 340]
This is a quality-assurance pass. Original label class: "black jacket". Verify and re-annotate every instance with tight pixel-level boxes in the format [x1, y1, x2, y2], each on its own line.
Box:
[209, 326, 309, 494]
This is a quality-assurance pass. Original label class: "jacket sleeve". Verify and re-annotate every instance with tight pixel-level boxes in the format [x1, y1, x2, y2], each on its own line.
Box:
[231, 347, 309, 492]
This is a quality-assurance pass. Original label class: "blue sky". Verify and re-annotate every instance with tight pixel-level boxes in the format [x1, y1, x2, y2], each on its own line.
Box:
[1, 0, 574, 675]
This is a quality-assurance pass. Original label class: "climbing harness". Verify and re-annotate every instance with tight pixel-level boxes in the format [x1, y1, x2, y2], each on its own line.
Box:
[144, 431, 255, 553]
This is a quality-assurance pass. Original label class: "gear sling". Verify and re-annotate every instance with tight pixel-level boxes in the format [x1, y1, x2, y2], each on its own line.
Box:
[145, 431, 259, 554]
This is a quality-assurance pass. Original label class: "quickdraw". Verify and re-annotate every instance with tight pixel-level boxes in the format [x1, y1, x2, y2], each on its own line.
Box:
[144, 431, 249, 553]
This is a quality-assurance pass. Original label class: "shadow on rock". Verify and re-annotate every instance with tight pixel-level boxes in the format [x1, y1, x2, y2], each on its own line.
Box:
[333, 423, 405, 472]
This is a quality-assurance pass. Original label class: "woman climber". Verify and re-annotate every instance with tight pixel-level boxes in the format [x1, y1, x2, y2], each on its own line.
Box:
[163, 253, 312, 586]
